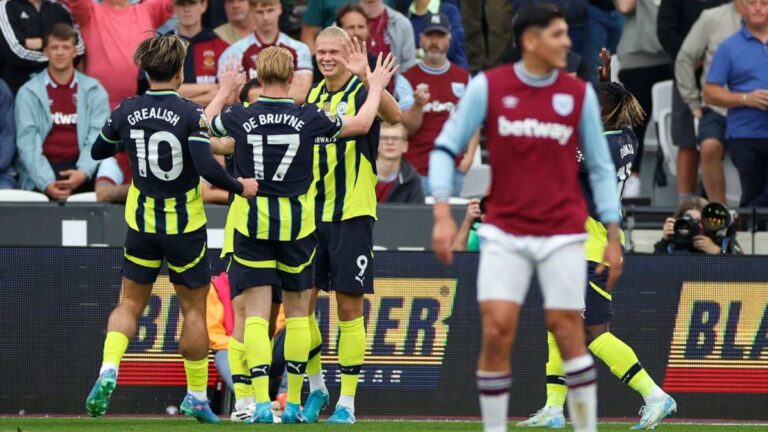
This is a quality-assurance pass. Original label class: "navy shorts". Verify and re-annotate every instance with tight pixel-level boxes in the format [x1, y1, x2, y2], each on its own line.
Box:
[697, 108, 727, 147]
[123, 227, 210, 288]
[315, 216, 374, 294]
[583, 261, 614, 326]
[228, 231, 316, 301]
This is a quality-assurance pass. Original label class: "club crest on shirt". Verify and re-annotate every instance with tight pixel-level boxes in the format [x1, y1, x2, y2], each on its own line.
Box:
[502, 96, 519, 109]
[199, 114, 209, 129]
[552, 93, 574, 117]
[203, 50, 216, 69]
[451, 82, 466, 98]
[336, 101, 348, 116]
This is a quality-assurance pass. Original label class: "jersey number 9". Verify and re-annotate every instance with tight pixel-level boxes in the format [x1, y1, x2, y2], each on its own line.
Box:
[130, 129, 184, 182]
[247, 134, 300, 182]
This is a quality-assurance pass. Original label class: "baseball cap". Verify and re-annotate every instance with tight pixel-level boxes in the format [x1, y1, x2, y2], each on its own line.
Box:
[421, 13, 451, 35]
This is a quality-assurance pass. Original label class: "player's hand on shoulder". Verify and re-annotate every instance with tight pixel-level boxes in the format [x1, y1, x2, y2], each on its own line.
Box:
[237, 177, 259, 199]
[366, 53, 399, 92]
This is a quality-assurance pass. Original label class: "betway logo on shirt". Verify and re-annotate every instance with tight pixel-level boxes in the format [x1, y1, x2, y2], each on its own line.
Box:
[423, 101, 456, 113]
[497, 116, 574, 145]
[52, 112, 77, 125]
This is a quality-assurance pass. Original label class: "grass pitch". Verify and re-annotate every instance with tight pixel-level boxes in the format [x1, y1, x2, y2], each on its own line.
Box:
[1, 418, 767, 432]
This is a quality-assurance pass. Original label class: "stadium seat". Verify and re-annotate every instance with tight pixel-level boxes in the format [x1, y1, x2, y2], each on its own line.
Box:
[651, 80, 673, 165]
[0, 189, 49, 202]
[724, 153, 743, 207]
[657, 108, 676, 176]
[67, 192, 98, 202]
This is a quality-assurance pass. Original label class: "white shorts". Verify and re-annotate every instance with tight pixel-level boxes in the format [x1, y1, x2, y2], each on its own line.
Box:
[476, 224, 587, 311]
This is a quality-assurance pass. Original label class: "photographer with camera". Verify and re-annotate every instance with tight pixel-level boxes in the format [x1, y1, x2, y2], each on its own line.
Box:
[654, 197, 742, 254]
[452, 197, 485, 252]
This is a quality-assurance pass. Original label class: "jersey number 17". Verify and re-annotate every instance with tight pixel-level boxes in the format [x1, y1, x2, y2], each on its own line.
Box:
[248, 134, 300, 182]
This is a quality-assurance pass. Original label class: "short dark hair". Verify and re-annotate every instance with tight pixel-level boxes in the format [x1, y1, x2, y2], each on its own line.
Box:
[512, 4, 565, 51]
[134, 33, 188, 82]
[239, 78, 261, 103]
[44, 23, 78, 48]
[336, 3, 367, 26]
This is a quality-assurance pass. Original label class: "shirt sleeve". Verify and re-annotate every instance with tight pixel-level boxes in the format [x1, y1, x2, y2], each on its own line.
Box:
[91, 107, 123, 160]
[95, 156, 123, 184]
[579, 85, 621, 224]
[188, 104, 243, 194]
[428, 72, 487, 201]
[294, 41, 314, 73]
[306, 105, 344, 139]
[395, 74, 414, 111]
[706, 41, 732, 86]
[209, 106, 234, 138]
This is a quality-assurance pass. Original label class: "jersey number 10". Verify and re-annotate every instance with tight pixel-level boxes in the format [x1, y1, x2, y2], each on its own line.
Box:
[130, 129, 183, 182]
[247, 134, 300, 182]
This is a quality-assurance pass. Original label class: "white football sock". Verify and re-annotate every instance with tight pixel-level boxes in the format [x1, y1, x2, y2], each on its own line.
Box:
[100, 363, 118, 376]
[564, 354, 598, 432]
[308, 373, 327, 393]
[477, 370, 512, 432]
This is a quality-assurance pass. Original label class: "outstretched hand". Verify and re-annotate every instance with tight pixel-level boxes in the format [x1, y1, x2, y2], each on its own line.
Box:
[366, 52, 399, 91]
[598, 48, 611, 83]
[338, 36, 369, 79]
[219, 55, 246, 101]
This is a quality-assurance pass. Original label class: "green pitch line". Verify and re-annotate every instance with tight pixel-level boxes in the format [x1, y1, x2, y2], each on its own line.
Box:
[1, 418, 767, 432]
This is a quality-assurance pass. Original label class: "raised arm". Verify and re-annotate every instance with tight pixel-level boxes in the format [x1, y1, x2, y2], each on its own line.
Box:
[338, 53, 398, 138]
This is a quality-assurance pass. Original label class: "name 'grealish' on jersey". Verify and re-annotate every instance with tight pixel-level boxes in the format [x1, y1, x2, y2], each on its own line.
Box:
[91, 90, 244, 234]
[210, 96, 343, 241]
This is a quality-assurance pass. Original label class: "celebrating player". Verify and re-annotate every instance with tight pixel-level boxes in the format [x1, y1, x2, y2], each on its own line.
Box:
[300, 28, 402, 425]
[518, 83, 677, 430]
[85, 34, 259, 424]
[205, 45, 397, 424]
[430, 5, 622, 432]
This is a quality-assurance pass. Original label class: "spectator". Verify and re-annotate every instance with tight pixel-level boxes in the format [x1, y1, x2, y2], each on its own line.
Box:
[15, 24, 108, 200]
[139, 0, 229, 106]
[0, 79, 15, 189]
[67, 0, 174, 108]
[214, 0, 253, 44]
[0, 0, 85, 94]
[704, 0, 768, 207]
[301, 0, 399, 52]
[375, 122, 425, 203]
[219, 0, 312, 103]
[402, 13, 477, 196]
[616, 0, 672, 198]
[408, 0, 467, 69]
[653, 197, 742, 254]
[461, 0, 512, 74]
[334, 4, 416, 114]
[675, 1, 741, 205]
[586, 1, 623, 75]
[452, 197, 483, 252]
[657, 0, 728, 203]
[358, 0, 417, 72]
[94, 151, 131, 203]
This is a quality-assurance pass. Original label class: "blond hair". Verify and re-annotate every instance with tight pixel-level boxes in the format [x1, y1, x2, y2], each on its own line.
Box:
[134, 34, 188, 82]
[248, 0, 279, 6]
[317, 25, 350, 42]
[257, 46, 294, 85]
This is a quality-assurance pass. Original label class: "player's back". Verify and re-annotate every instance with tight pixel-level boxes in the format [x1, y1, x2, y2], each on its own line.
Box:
[212, 97, 343, 241]
[109, 90, 209, 234]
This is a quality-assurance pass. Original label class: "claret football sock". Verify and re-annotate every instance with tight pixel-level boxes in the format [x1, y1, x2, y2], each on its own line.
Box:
[100, 331, 129, 375]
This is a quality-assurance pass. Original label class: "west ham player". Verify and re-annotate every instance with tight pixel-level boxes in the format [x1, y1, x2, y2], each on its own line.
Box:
[205, 46, 397, 423]
[430, 6, 622, 432]
[300, 28, 402, 425]
[518, 83, 677, 430]
[218, 0, 313, 103]
[85, 34, 258, 423]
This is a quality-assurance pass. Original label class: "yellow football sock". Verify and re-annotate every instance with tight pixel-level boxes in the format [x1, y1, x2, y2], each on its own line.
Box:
[306, 313, 323, 376]
[184, 358, 209, 396]
[545, 332, 567, 409]
[338, 317, 366, 398]
[228, 338, 254, 401]
[589, 332, 657, 398]
[284, 316, 310, 405]
[102, 331, 129, 370]
[244, 316, 272, 403]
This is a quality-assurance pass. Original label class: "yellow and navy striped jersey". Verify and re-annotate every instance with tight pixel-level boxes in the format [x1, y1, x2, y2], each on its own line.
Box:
[97, 90, 212, 234]
[210, 96, 343, 241]
[580, 127, 638, 263]
[307, 76, 380, 222]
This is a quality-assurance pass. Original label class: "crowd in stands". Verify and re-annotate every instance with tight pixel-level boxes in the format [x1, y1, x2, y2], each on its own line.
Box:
[0, 0, 766, 209]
